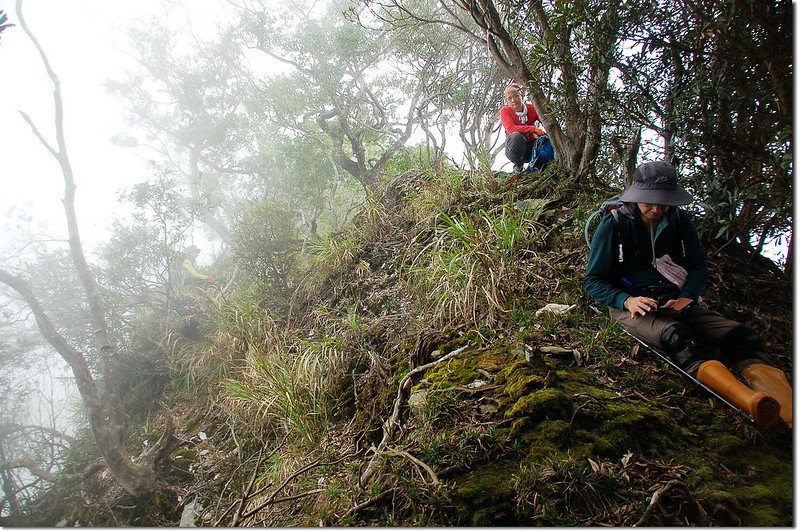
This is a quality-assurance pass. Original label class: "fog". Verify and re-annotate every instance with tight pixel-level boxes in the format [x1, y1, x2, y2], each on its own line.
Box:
[0, 0, 239, 509]
[0, 0, 791, 520]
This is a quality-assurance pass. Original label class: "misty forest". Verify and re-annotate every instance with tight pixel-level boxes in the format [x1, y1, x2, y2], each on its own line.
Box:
[0, 0, 792, 526]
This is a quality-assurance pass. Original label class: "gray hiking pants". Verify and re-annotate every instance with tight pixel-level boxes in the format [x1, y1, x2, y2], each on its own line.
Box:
[505, 132, 533, 166]
[609, 303, 769, 374]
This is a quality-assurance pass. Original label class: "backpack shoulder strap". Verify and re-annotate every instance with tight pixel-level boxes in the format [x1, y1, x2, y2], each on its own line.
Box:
[609, 209, 628, 263]
[611, 203, 645, 264]
[667, 208, 687, 258]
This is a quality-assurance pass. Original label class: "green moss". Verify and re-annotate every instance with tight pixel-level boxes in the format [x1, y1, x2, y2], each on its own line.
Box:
[424, 354, 479, 388]
[589, 402, 674, 456]
[494, 358, 549, 405]
[705, 434, 745, 455]
[474, 346, 518, 370]
[453, 461, 519, 525]
[654, 375, 685, 394]
[424, 344, 518, 390]
[506, 388, 572, 421]
[171, 448, 199, 461]
[523, 420, 576, 462]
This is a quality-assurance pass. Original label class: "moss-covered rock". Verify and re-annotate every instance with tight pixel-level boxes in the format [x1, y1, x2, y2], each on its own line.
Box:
[452, 461, 519, 525]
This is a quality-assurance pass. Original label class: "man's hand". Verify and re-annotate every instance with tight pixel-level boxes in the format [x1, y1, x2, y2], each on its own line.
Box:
[206, 275, 215, 282]
[531, 126, 545, 138]
[624, 296, 658, 319]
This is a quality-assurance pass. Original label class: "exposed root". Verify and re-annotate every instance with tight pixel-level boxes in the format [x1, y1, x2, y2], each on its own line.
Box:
[632, 479, 707, 527]
[385, 448, 440, 487]
[359, 344, 469, 487]
[337, 488, 396, 522]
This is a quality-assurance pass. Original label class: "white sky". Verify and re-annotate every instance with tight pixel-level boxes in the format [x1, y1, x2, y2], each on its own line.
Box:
[0, 0, 229, 257]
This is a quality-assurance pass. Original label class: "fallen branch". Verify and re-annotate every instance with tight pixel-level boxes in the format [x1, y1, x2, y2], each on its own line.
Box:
[230, 448, 266, 527]
[632, 479, 707, 527]
[337, 488, 396, 522]
[359, 344, 469, 487]
[250, 488, 324, 508]
[385, 448, 440, 487]
[214, 436, 287, 527]
[429, 384, 502, 395]
[238, 453, 355, 523]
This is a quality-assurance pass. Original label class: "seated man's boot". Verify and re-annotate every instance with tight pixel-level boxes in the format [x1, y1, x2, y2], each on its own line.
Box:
[741, 363, 792, 430]
[696, 360, 780, 429]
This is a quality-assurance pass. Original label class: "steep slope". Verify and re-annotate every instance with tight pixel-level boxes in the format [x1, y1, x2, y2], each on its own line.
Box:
[225, 165, 791, 526]
[45, 164, 792, 526]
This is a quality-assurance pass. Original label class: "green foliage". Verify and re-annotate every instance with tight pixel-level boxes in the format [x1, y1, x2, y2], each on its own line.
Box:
[0, 10, 14, 39]
[165, 287, 269, 395]
[398, 164, 470, 225]
[230, 198, 301, 308]
[237, 0, 426, 191]
[616, 0, 791, 252]
[300, 193, 389, 290]
[219, 317, 350, 444]
[408, 203, 543, 327]
[304, 233, 362, 286]
[14, 0, 791, 521]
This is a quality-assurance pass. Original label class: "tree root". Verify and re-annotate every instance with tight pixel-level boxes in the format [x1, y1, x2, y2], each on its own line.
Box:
[359, 343, 469, 487]
[140, 406, 182, 467]
[632, 479, 708, 527]
[384, 448, 440, 487]
[338, 488, 396, 522]
[221, 444, 354, 526]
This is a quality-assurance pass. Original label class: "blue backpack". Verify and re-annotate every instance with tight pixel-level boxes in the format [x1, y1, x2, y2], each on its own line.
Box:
[530, 135, 554, 171]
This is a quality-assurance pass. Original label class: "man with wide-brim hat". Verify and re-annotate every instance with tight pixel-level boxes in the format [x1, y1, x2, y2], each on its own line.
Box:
[617, 160, 694, 206]
[584, 161, 792, 432]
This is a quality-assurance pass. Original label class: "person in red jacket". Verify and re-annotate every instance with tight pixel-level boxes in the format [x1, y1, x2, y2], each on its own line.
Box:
[499, 84, 545, 173]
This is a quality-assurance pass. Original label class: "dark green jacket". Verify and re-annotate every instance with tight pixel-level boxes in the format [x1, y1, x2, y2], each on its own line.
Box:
[583, 205, 708, 310]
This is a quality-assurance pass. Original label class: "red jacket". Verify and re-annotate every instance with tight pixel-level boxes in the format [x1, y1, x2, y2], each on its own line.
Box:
[500, 104, 544, 139]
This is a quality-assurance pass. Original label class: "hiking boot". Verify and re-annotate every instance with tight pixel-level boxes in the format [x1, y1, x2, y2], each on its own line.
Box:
[696, 360, 780, 429]
[741, 363, 792, 431]
[513, 164, 524, 174]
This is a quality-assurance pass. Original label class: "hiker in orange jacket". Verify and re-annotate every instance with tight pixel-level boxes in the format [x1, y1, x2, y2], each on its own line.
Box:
[584, 161, 792, 431]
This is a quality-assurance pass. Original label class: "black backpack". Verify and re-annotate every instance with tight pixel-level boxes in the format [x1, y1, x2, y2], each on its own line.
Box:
[584, 196, 685, 263]
[584, 195, 626, 248]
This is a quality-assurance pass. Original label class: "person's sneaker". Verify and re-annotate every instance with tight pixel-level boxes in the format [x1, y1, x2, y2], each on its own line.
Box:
[513, 164, 524, 174]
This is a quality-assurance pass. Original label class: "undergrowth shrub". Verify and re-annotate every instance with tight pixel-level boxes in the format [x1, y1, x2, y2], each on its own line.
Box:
[407, 203, 546, 327]
[222, 331, 351, 445]
[300, 193, 389, 291]
[166, 287, 270, 394]
[231, 198, 301, 311]
[513, 451, 629, 525]
[398, 162, 495, 227]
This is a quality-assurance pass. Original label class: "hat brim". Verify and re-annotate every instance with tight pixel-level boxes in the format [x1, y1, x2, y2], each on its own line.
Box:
[618, 184, 694, 206]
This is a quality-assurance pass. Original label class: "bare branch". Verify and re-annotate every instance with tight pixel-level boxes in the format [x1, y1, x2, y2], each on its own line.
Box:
[0, 457, 56, 483]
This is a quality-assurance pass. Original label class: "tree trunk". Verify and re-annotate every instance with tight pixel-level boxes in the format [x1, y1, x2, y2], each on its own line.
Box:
[0, 270, 157, 497]
[14, 0, 158, 498]
[784, 229, 793, 279]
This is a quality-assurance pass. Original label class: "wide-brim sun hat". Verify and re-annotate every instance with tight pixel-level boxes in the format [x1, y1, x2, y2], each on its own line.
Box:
[618, 161, 694, 206]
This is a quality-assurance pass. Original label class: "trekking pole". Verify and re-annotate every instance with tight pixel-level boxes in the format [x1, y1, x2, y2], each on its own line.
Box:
[586, 304, 754, 425]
